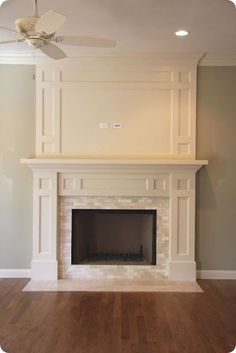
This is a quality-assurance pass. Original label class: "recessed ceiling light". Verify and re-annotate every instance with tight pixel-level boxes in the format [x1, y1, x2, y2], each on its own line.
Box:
[175, 30, 189, 37]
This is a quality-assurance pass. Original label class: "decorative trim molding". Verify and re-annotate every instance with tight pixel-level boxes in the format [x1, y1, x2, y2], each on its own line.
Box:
[197, 270, 236, 280]
[1, 52, 236, 66]
[199, 54, 236, 66]
[34, 58, 199, 158]
[0, 52, 203, 66]
[0, 269, 31, 278]
[0, 51, 36, 65]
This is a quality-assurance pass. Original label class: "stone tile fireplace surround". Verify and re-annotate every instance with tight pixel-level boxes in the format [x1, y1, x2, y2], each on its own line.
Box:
[59, 196, 168, 280]
[22, 56, 207, 281]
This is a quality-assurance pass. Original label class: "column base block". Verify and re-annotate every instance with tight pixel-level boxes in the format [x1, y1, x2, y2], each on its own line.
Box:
[31, 260, 58, 280]
[169, 261, 196, 281]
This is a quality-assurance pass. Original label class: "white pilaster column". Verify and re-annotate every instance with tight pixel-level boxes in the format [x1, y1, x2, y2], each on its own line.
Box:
[31, 171, 58, 280]
[169, 170, 196, 281]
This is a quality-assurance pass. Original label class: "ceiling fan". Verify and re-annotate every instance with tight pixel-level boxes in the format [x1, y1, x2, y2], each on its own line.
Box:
[0, 0, 116, 60]
[229, 0, 236, 6]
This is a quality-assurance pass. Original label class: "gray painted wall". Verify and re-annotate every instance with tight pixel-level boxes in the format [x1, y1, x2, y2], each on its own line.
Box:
[196, 67, 236, 270]
[0, 65, 235, 271]
[0, 65, 35, 269]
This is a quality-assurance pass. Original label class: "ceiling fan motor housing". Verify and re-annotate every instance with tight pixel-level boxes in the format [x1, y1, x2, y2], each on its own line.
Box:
[26, 36, 47, 48]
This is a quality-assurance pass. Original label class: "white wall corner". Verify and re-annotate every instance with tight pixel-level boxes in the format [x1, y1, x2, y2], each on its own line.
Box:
[0, 269, 31, 278]
[169, 261, 197, 281]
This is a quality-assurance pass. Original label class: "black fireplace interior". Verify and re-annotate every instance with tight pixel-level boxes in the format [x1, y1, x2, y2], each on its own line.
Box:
[72, 209, 156, 265]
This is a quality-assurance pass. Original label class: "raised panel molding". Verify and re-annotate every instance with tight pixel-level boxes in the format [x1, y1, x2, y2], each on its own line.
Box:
[35, 57, 198, 158]
[59, 173, 170, 197]
[36, 69, 61, 154]
[32, 172, 58, 280]
[170, 172, 195, 265]
[176, 196, 189, 255]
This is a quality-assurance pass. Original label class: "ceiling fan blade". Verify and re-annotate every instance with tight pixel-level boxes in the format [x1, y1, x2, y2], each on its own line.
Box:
[0, 25, 16, 34]
[40, 43, 67, 60]
[55, 35, 116, 47]
[35, 10, 67, 34]
[0, 39, 24, 45]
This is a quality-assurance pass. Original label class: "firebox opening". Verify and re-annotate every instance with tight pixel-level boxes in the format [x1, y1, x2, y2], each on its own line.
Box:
[71, 209, 157, 265]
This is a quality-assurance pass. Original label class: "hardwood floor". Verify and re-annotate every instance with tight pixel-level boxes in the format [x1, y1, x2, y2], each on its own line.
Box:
[0, 279, 235, 353]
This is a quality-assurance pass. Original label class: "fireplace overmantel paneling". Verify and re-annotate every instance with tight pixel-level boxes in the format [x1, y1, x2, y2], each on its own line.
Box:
[22, 158, 207, 281]
[22, 55, 208, 282]
[35, 55, 200, 159]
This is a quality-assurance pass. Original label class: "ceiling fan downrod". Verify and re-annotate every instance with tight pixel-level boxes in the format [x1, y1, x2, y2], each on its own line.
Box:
[34, 0, 38, 17]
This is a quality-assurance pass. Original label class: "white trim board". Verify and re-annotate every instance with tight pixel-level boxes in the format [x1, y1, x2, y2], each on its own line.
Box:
[0, 269, 31, 278]
[197, 270, 236, 280]
[1, 52, 236, 66]
[0, 52, 203, 65]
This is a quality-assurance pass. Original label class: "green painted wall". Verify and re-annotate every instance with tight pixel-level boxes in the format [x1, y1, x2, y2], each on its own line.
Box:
[0, 65, 235, 271]
[0, 65, 35, 269]
[196, 67, 236, 270]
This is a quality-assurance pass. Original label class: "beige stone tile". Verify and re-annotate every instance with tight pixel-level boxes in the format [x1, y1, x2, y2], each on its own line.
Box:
[59, 196, 170, 280]
[23, 279, 203, 293]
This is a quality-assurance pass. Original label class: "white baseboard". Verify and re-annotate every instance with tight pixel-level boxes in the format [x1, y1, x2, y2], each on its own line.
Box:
[0, 269, 31, 278]
[197, 270, 236, 280]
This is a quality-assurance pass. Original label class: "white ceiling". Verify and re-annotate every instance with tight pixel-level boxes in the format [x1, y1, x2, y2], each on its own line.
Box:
[0, 0, 236, 57]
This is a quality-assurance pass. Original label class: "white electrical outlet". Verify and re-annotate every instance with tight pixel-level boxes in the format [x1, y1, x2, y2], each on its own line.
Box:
[99, 122, 109, 129]
[113, 122, 123, 129]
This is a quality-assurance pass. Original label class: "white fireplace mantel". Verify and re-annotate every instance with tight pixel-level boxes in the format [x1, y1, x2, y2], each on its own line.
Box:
[22, 158, 207, 173]
[22, 158, 207, 167]
[22, 158, 207, 281]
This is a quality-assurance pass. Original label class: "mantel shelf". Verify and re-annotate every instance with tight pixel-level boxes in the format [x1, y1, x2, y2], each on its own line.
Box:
[21, 158, 208, 168]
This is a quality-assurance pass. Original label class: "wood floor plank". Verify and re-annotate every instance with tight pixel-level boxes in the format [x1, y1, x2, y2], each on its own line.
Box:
[0, 279, 235, 353]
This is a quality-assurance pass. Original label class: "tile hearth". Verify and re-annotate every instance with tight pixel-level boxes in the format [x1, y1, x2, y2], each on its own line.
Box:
[23, 279, 203, 293]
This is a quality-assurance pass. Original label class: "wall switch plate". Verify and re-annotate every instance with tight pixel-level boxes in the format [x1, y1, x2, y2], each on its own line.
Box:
[99, 122, 109, 129]
[113, 122, 123, 129]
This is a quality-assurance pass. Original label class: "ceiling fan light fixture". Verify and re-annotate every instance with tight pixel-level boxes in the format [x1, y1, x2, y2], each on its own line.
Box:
[175, 30, 189, 37]
[228, 0, 236, 7]
[0, 0, 7, 7]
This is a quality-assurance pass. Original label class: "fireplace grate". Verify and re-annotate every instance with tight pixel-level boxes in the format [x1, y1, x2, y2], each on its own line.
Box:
[88, 244, 145, 262]
[89, 252, 145, 262]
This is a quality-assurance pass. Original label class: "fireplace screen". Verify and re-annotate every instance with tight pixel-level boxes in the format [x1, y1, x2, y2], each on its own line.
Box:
[72, 209, 156, 265]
